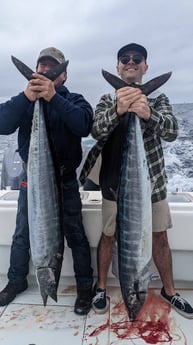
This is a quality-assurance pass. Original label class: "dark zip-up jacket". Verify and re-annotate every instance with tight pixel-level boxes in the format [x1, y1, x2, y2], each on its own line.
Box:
[0, 85, 93, 181]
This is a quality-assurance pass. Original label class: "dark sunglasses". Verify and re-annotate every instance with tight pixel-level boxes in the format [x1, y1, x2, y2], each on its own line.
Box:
[119, 55, 144, 65]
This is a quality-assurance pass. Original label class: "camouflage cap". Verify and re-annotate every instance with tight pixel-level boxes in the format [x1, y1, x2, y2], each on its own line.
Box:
[37, 47, 65, 64]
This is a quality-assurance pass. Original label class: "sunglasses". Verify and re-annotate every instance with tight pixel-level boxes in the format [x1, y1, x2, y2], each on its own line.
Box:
[119, 55, 144, 65]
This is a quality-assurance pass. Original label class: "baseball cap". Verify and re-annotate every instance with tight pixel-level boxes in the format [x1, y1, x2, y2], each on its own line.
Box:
[117, 43, 147, 61]
[37, 47, 66, 64]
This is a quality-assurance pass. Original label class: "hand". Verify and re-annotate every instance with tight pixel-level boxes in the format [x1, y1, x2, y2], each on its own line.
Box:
[24, 73, 56, 102]
[128, 94, 151, 121]
[24, 80, 38, 102]
[116, 87, 151, 121]
[116, 86, 142, 116]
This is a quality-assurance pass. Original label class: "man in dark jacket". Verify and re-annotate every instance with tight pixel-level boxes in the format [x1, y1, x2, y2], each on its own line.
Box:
[0, 47, 93, 315]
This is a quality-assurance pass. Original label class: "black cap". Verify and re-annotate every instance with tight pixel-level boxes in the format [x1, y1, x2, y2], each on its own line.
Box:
[117, 43, 147, 61]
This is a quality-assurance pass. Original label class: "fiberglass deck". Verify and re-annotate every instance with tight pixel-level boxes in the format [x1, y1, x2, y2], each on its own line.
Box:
[0, 277, 193, 345]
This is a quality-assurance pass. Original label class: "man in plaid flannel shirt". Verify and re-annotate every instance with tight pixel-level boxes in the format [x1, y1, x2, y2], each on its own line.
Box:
[80, 43, 193, 318]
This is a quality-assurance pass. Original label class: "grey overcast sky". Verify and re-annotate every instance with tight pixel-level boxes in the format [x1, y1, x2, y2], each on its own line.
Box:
[1, 0, 193, 106]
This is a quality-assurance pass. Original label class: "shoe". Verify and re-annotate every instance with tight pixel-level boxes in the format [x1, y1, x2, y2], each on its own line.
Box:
[92, 284, 109, 314]
[0, 281, 28, 306]
[74, 288, 92, 315]
[161, 287, 193, 319]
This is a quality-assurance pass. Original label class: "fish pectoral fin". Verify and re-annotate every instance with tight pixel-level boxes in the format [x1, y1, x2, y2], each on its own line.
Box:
[127, 290, 146, 303]
[133, 281, 147, 301]
[48, 253, 63, 287]
[136, 290, 147, 301]
[127, 291, 147, 322]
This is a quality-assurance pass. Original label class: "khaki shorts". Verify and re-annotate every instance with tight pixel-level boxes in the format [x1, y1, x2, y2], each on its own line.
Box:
[102, 197, 172, 236]
[87, 155, 101, 186]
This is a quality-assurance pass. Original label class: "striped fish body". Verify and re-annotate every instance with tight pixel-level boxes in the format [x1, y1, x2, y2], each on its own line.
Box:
[27, 100, 64, 306]
[116, 113, 152, 321]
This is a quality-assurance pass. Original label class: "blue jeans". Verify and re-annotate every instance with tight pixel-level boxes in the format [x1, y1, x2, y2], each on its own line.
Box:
[8, 174, 93, 290]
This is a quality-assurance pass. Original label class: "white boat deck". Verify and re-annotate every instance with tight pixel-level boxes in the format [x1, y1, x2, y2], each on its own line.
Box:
[1, 190, 193, 344]
[0, 277, 193, 345]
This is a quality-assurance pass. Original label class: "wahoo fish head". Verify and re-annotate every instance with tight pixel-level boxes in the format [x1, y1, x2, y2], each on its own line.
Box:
[36, 267, 57, 306]
[122, 277, 150, 322]
[36, 253, 63, 306]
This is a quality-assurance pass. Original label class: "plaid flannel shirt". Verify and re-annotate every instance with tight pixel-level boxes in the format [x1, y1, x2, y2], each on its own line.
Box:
[80, 92, 178, 203]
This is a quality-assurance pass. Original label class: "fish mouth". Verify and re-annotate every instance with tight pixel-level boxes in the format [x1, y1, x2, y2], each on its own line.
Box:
[36, 267, 58, 306]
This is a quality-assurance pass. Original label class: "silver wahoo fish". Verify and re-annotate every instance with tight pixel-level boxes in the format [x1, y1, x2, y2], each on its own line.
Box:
[11, 57, 69, 306]
[101, 69, 172, 321]
[116, 113, 152, 321]
[27, 100, 64, 306]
